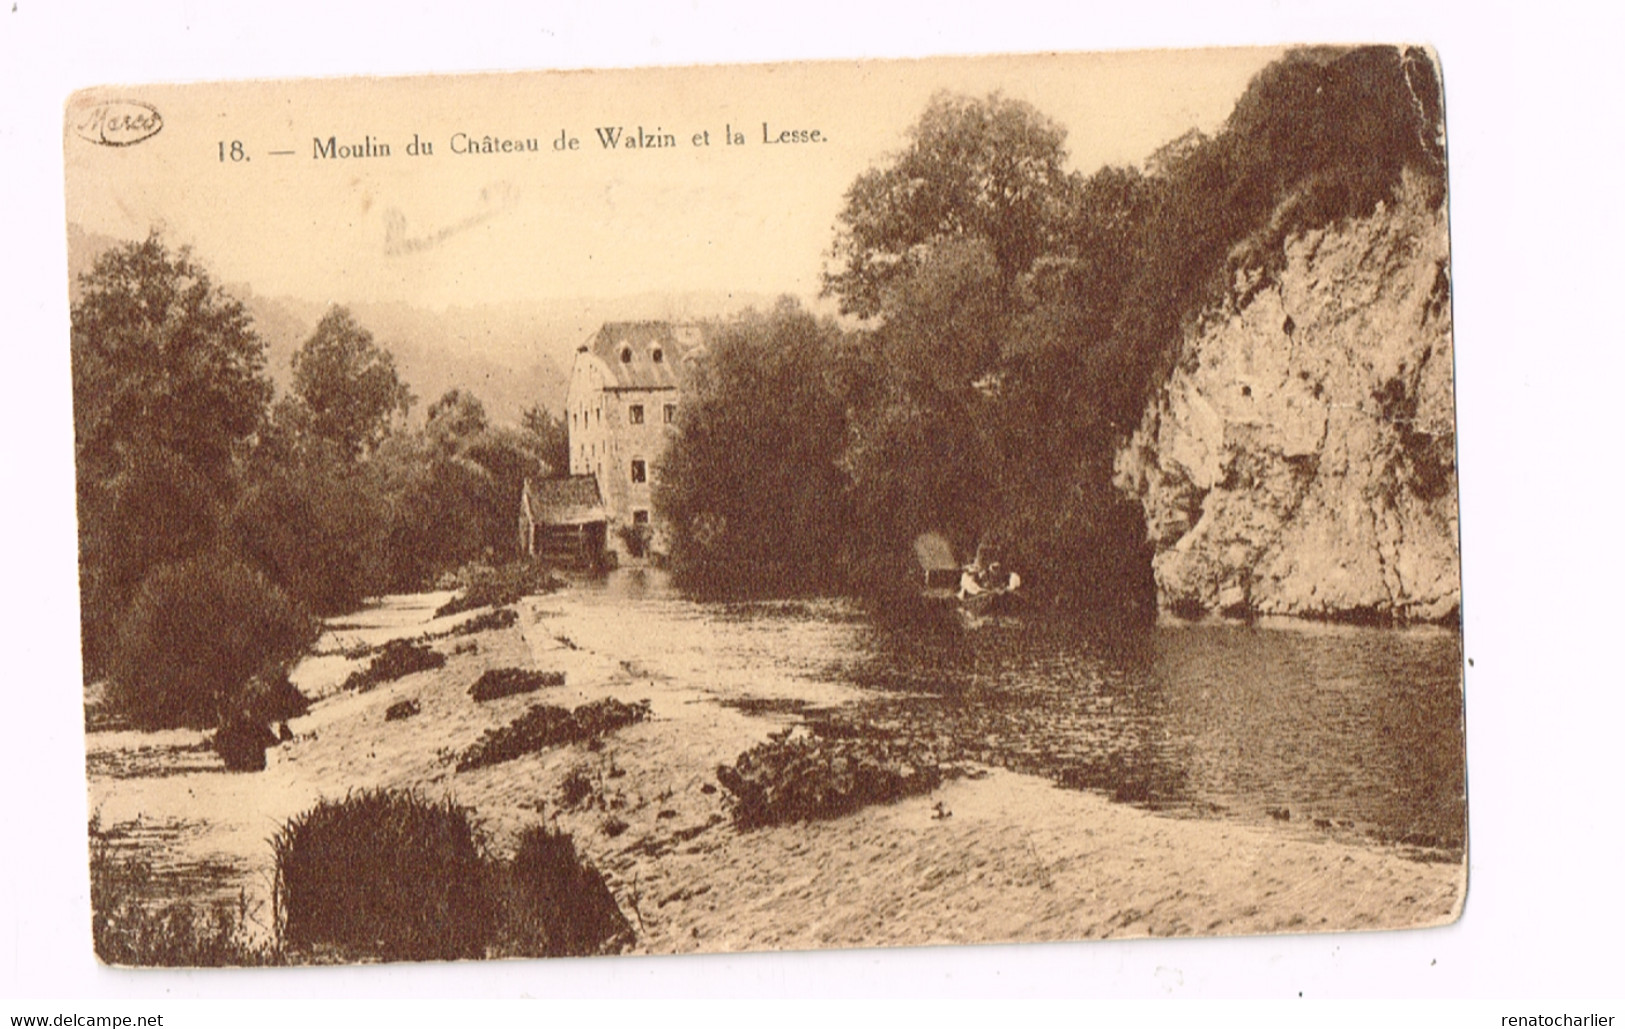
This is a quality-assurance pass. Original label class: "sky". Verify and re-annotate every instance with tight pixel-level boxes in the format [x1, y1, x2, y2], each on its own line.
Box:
[63, 48, 1280, 310]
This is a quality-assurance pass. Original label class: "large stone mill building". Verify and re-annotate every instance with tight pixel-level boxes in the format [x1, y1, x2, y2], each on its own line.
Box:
[523, 321, 705, 564]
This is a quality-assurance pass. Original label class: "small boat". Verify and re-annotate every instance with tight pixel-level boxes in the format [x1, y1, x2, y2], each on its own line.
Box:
[914, 533, 1025, 624]
[957, 585, 1025, 617]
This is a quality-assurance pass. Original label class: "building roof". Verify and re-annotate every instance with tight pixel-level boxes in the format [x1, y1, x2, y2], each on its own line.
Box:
[523, 475, 606, 526]
[586, 321, 706, 391]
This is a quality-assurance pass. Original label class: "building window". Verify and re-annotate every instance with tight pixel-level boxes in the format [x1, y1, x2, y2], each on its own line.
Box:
[595, 407, 600, 424]
[630, 460, 646, 484]
[651, 347, 663, 364]
[633, 510, 650, 524]
[629, 404, 644, 424]
[663, 403, 677, 424]
[620, 346, 632, 364]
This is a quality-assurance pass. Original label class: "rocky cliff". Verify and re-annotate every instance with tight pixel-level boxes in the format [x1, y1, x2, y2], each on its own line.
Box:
[1114, 178, 1458, 623]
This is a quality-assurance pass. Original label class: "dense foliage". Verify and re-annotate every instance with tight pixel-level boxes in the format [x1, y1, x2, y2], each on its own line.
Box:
[662, 46, 1445, 613]
[824, 92, 1076, 317]
[72, 236, 568, 729]
[72, 235, 272, 675]
[655, 299, 851, 594]
[108, 553, 317, 729]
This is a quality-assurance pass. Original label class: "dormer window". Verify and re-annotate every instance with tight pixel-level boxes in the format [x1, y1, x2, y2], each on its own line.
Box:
[651, 347, 664, 364]
[620, 346, 632, 364]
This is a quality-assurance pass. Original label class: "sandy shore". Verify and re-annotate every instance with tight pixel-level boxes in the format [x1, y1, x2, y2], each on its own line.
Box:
[85, 585, 1464, 956]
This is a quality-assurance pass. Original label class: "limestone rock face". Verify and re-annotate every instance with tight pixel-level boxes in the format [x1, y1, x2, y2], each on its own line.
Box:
[1114, 183, 1459, 623]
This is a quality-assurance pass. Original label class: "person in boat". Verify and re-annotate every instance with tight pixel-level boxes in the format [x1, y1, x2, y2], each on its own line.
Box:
[984, 562, 1022, 592]
[958, 562, 986, 600]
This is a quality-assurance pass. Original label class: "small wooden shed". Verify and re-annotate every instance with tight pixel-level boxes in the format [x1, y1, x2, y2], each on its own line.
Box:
[520, 475, 608, 567]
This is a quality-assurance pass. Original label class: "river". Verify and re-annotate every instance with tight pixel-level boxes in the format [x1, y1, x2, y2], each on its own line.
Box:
[543, 569, 1466, 857]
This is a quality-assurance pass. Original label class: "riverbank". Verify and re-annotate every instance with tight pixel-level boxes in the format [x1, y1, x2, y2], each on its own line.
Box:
[85, 581, 1464, 960]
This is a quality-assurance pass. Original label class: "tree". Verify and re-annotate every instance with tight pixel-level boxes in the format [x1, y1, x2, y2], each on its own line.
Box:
[840, 239, 1004, 575]
[519, 404, 570, 478]
[366, 390, 549, 588]
[823, 92, 1078, 317]
[425, 388, 538, 561]
[71, 233, 273, 672]
[820, 93, 1162, 610]
[425, 388, 488, 456]
[226, 454, 389, 616]
[290, 307, 414, 457]
[108, 552, 317, 729]
[372, 432, 492, 589]
[72, 233, 271, 492]
[656, 299, 851, 594]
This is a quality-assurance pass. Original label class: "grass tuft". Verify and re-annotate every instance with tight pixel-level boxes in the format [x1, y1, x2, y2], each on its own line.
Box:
[271, 789, 492, 961]
[468, 667, 566, 702]
[342, 640, 446, 692]
[456, 699, 650, 773]
[502, 826, 632, 957]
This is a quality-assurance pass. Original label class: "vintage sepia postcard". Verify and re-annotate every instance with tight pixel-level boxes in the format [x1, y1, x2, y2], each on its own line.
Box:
[66, 45, 1463, 966]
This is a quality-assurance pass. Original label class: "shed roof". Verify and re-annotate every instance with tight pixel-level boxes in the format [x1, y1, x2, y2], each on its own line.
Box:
[523, 475, 606, 526]
[586, 321, 706, 391]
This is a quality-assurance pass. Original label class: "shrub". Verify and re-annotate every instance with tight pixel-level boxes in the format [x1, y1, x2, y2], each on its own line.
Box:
[435, 561, 563, 618]
[457, 698, 650, 773]
[468, 667, 565, 702]
[558, 766, 596, 809]
[213, 716, 278, 772]
[716, 735, 943, 828]
[449, 606, 519, 636]
[108, 553, 318, 729]
[615, 523, 652, 559]
[239, 670, 311, 722]
[342, 639, 446, 692]
[225, 458, 389, 617]
[272, 790, 492, 961]
[384, 698, 421, 721]
[505, 826, 631, 957]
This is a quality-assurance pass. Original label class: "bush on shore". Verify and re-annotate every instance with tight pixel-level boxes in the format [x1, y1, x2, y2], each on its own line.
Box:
[384, 698, 421, 721]
[238, 670, 311, 722]
[456, 698, 650, 773]
[342, 639, 446, 692]
[108, 552, 318, 729]
[468, 668, 565, 702]
[213, 715, 279, 772]
[271, 789, 492, 961]
[716, 734, 943, 828]
[448, 606, 519, 636]
[503, 826, 633, 957]
[434, 561, 564, 619]
[269, 791, 633, 963]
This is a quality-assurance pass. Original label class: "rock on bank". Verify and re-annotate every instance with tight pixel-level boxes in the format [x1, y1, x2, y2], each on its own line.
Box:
[1114, 178, 1459, 623]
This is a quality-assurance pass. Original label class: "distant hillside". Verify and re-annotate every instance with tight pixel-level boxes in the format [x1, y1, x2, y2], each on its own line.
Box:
[235, 291, 574, 426]
[65, 223, 781, 424]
